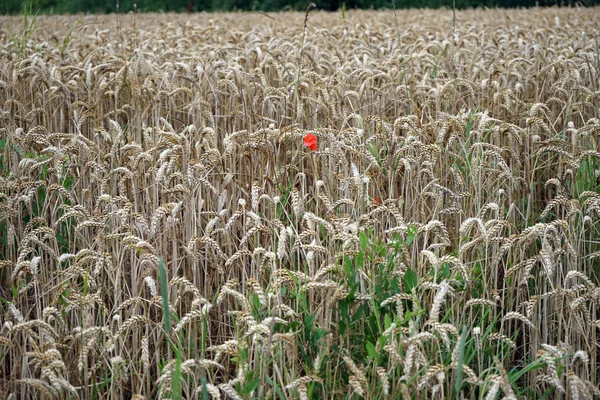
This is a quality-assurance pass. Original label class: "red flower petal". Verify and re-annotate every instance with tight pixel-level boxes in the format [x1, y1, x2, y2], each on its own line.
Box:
[303, 133, 318, 151]
[374, 197, 381, 204]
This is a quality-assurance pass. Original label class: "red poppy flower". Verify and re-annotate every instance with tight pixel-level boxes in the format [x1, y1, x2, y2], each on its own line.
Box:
[374, 197, 382, 204]
[303, 133, 318, 151]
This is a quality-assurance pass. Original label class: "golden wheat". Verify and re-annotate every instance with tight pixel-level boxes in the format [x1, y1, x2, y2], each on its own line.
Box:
[1, 6, 600, 399]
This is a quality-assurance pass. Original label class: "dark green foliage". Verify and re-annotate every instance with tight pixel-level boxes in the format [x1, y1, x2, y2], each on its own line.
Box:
[5, 0, 600, 15]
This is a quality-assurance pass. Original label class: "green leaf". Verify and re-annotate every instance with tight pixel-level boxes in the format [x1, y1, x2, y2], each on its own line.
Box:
[405, 225, 416, 246]
[82, 270, 89, 296]
[453, 326, 468, 395]
[158, 259, 171, 333]
[200, 378, 209, 400]
[366, 340, 377, 360]
[508, 356, 547, 385]
[243, 371, 260, 395]
[359, 231, 368, 251]
[403, 268, 417, 293]
[172, 343, 182, 400]
[384, 314, 392, 330]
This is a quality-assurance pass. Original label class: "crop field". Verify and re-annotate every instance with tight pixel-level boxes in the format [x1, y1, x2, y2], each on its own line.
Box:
[1, 6, 600, 399]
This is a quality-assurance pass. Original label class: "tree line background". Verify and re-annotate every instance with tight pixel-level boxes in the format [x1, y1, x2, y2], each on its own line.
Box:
[3, 0, 598, 16]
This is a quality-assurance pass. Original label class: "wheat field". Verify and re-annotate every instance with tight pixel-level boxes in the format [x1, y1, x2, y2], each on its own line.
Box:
[1, 6, 600, 399]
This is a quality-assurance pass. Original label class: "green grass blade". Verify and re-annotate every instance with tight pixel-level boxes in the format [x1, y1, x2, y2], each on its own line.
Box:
[158, 258, 171, 333]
